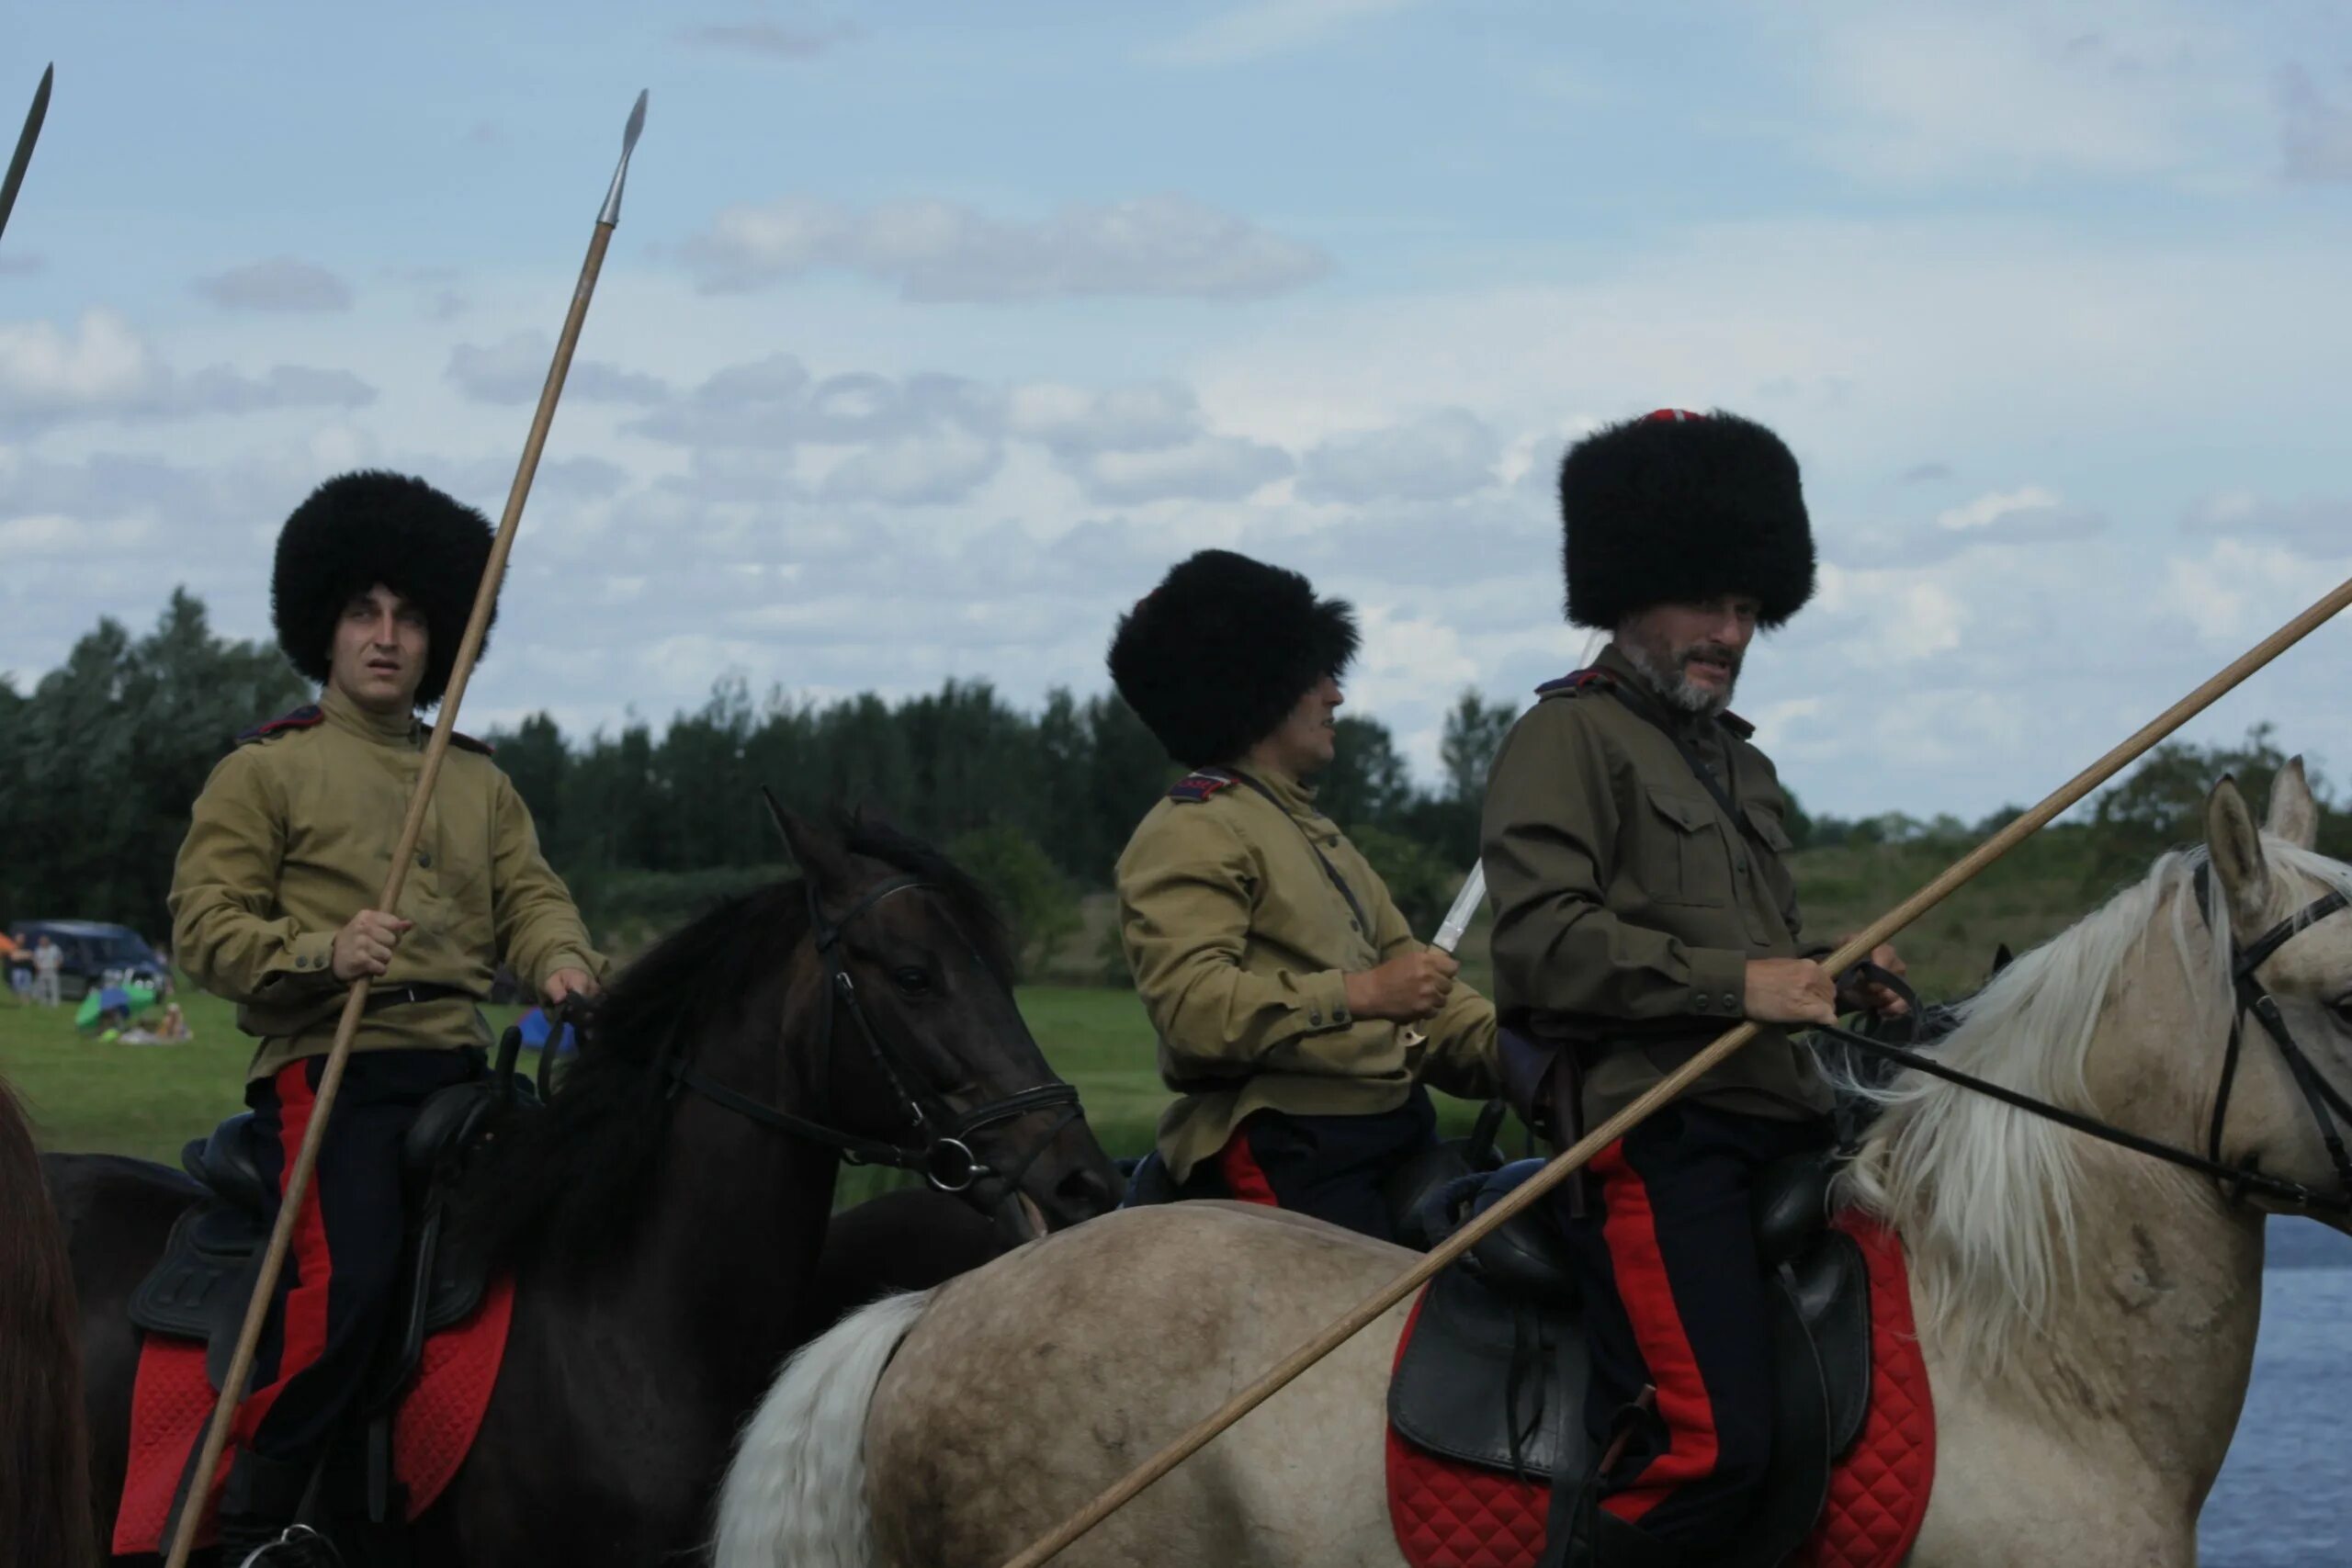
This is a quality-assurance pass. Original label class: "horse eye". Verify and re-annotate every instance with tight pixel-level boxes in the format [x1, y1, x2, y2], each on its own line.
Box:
[892, 966, 933, 996]
[2332, 992, 2352, 1024]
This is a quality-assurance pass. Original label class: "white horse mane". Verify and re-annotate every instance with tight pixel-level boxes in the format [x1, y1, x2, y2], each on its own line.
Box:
[1830, 834, 2352, 1376]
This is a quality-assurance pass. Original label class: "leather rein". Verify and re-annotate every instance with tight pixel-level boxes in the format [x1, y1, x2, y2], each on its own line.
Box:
[1818, 872, 2352, 1217]
[660, 874, 1083, 1194]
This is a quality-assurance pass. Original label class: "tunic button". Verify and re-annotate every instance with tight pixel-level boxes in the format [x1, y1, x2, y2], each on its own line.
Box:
[295, 956, 308, 969]
[1721, 992, 1738, 1010]
[1309, 1010, 1325, 1025]
[417, 851, 433, 869]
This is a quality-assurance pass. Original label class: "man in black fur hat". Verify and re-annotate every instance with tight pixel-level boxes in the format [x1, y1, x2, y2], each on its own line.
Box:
[168, 471, 602, 1565]
[1481, 411, 1905, 1567]
[1109, 548, 1498, 1242]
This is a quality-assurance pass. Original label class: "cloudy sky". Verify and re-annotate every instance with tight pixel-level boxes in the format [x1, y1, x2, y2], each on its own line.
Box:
[5, 0, 2352, 820]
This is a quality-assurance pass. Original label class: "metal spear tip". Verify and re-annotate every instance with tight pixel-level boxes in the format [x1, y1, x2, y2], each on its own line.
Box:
[599, 89, 649, 228]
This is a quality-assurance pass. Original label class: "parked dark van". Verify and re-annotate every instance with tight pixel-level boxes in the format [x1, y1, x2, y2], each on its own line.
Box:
[7, 920, 169, 1000]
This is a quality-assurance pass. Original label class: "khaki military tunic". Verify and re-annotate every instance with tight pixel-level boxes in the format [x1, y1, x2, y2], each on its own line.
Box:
[1117, 766, 1498, 1181]
[168, 685, 604, 1082]
[1479, 643, 1832, 1128]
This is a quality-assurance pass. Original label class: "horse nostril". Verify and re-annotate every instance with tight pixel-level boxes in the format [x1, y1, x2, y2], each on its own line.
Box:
[1055, 1165, 1117, 1220]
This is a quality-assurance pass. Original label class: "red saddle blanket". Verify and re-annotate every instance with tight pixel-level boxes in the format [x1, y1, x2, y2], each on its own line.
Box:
[112, 1274, 515, 1556]
[1386, 1213, 1933, 1568]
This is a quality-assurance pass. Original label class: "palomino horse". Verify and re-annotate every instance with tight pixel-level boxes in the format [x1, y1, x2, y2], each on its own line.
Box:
[718, 767, 2352, 1568]
[1, 1072, 94, 1568]
[46, 811, 1120, 1566]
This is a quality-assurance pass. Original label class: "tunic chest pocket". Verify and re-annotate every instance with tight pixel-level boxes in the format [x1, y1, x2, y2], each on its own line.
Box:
[1742, 801, 1794, 854]
[1643, 784, 1736, 907]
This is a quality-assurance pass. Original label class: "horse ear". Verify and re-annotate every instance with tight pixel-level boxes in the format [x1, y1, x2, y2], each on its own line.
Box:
[2265, 756, 2320, 852]
[1990, 942, 2014, 976]
[763, 789, 855, 893]
[2205, 774, 2272, 931]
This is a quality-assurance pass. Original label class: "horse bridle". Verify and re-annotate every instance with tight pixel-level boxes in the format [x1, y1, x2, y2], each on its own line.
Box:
[661, 874, 1084, 1194]
[1819, 868, 2352, 1216]
[2196, 864, 2352, 1211]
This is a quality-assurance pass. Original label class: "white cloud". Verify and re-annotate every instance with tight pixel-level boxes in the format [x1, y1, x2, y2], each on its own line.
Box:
[1296, 408, 1499, 504]
[1935, 485, 2058, 531]
[0, 310, 372, 429]
[1062, 434, 1293, 504]
[2183, 491, 2352, 557]
[2162, 538, 2321, 642]
[818, 427, 1004, 506]
[1155, 0, 1423, 66]
[679, 193, 1332, 302]
[1005, 380, 1200, 455]
[192, 257, 354, 313]
[1784, 2, 2264, 186]
[446, 332, 669, 406]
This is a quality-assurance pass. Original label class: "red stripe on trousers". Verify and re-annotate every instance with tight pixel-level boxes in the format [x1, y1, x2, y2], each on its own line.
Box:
[1218, 1124, 1281, 1207]
[228, 1062, 337, 1447]
[1592, 1137, 1721, 1523]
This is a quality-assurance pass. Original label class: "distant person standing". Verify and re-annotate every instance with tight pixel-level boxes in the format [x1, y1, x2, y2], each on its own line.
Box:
[30, 935, 62, 1007]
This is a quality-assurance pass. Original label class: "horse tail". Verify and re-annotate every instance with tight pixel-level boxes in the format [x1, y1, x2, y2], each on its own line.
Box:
[0, 1074, 96, 1568]
[712, 1288, 932, 1568]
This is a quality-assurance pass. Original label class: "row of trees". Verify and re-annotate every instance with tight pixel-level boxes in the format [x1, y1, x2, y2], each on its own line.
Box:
[3, 592, 2343, 978]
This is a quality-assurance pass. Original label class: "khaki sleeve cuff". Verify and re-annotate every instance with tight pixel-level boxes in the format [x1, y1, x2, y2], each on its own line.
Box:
[256, 930, 339, 996]
[1303, 968, 1355, 1032]
[1683, 947, 1748, 1021]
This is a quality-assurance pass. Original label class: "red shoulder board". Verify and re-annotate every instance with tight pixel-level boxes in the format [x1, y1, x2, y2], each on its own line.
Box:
[450, 731, 495, 756]
[1168, 769, 1238, 804]
[235, 705, 323, 745]
[1534, 668, 1616, 698]
[1720, 710, 1755, 740]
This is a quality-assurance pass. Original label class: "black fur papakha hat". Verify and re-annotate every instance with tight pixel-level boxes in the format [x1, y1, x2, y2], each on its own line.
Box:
[1108, 549, 1360, 768]
[1559, 409, 1815, 630]
[271, 470, 496, 708]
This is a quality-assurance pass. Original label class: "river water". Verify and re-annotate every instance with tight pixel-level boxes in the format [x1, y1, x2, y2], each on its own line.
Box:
[2200, 1249, 2351, 1566]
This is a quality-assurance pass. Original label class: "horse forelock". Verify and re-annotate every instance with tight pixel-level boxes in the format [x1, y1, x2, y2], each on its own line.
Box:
[1830, 835, 2352, 1377]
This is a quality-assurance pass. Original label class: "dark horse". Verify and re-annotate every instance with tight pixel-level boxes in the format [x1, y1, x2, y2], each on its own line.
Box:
[2, 1073, 95, 1568]
[45, 810, 1122, 1564]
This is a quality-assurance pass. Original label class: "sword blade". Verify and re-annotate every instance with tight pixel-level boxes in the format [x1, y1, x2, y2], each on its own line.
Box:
[0, 63, 54, 250]
[1432, 862, 1487, 953]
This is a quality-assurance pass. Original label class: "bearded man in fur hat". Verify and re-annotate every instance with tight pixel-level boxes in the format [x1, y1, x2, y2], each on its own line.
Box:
[1108, 549, 1498, 1242]
[167, 471, 602, 1566]
[1480, 411, 1905, 1568]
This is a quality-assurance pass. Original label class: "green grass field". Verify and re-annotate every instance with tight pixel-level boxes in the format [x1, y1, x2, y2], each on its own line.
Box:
[1, 837, 2121, 1193]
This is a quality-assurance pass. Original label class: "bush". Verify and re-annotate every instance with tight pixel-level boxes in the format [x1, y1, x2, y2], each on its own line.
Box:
[947, 825, 1082, 981]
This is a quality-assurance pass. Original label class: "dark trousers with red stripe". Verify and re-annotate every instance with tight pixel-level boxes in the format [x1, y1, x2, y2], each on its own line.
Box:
[1200, 1088, 1437, 1244]
[231, 1047, 481, 1467]
[1555, 1100, 1829, 1551]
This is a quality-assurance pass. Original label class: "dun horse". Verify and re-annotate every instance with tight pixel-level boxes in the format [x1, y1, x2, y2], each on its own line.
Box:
[720, 768, 2352, 1568]
[44, 811, 1119, 1566]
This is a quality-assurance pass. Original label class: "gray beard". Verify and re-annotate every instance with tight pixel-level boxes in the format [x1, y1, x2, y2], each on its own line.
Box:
[1621, 639, 1735, 717]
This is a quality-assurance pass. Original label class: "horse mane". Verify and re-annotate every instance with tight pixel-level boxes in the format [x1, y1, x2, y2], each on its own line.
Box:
[0, 1077, 96, 1568]
[1832, 835, 2352, 1376]
[455, 815, 1010, 1272]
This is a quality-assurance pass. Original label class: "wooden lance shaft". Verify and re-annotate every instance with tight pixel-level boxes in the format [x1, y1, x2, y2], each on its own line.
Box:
[1002, 567, 2352, 1568]
[164, 90, 647, 1568]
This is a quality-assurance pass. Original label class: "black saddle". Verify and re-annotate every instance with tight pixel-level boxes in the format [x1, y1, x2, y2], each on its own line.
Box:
[129, 1075, 520, 1398]
[1390, 1154, 1871, 1568]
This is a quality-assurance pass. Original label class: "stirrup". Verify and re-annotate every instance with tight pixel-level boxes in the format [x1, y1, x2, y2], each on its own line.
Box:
[233, 1523, 345, 1568]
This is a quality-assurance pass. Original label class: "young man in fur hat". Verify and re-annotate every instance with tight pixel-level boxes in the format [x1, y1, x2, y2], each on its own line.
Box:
[1109, 548, 1498, 1242]
[1480, 412, 1905, 1567]
[168, 471, 602, 1566]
